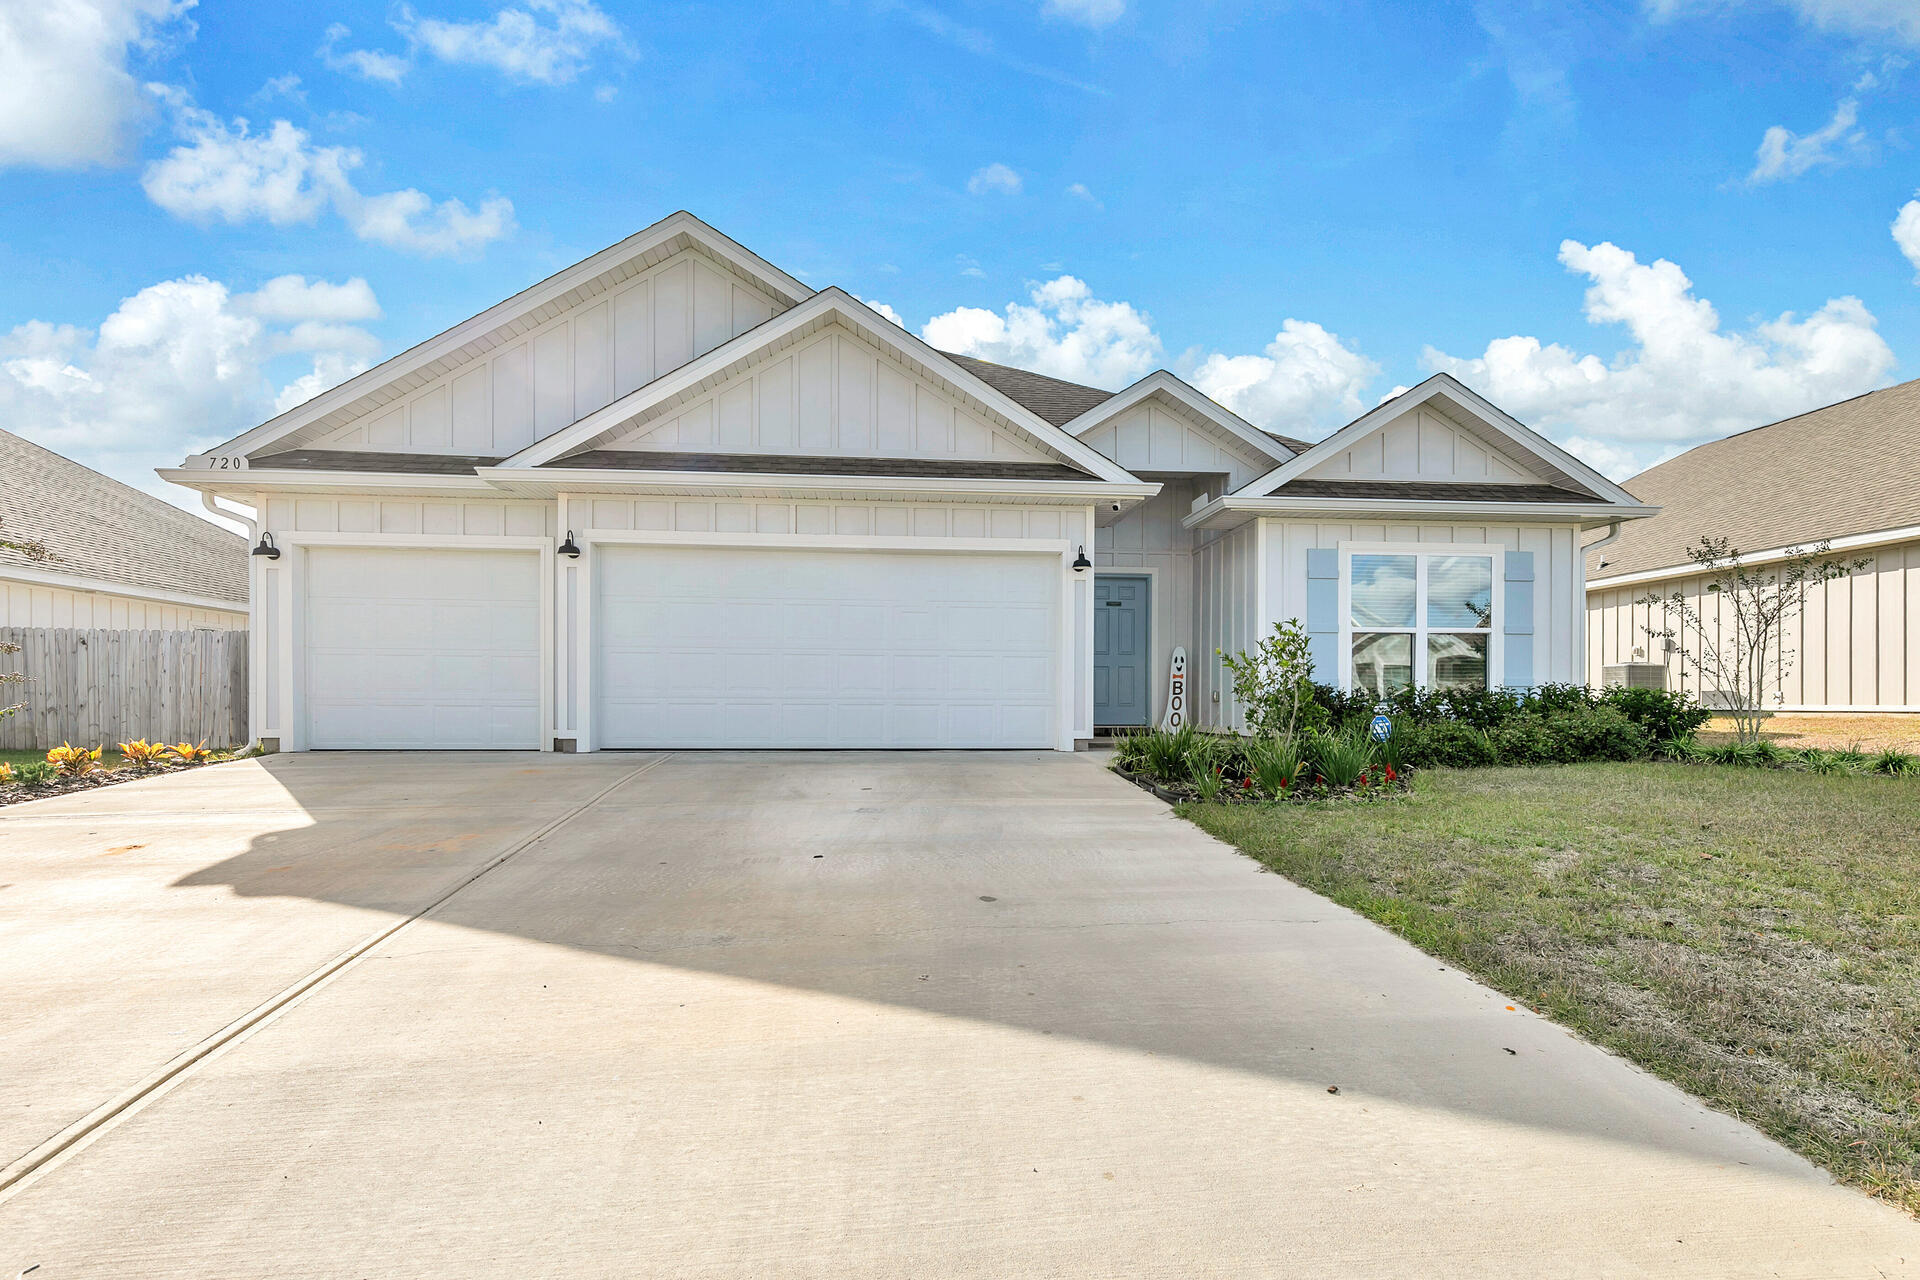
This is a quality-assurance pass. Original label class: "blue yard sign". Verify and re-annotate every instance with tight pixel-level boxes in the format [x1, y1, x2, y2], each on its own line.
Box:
[1369, 713, 1393, 742]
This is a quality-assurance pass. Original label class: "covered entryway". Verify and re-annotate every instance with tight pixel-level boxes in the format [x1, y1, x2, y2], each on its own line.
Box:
[592, 543, 1061, 748]
[302, 546, 543, 749]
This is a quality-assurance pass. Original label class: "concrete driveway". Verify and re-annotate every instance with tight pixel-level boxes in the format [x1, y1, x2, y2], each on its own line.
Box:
[1, 751, 1914, 1277]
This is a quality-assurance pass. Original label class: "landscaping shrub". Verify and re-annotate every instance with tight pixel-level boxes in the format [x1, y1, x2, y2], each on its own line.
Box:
[1491, 714, 1559, 764]
[45, 743, 103, 777]
[1597, 686, 1709, 743]
[1306, 726, 1375, 788]
[13, 760, 56, 785]
[1245, 735, 1306, 798]
[1399, 719, 1499, 768]
[118, 739, 170, 770]
[1873, 747, 1918, 776]
[1218, 621, 1328, 740]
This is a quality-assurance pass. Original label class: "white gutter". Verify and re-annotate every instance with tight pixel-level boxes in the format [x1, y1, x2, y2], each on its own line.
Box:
[475, 466, 1161, 505]
[202, 491, 257, 542]
[1183, 494, 1660, 530]
[1587, 520, 1920, 593]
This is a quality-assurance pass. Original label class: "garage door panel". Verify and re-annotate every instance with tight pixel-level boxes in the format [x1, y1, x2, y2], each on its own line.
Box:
[594, 545, 1058, 749]
[304, 547, 541, 750]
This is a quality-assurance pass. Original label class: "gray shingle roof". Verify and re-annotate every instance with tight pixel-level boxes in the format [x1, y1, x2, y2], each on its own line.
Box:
[940, 354, 1119, 427]
[0, 427, 248, 605]
[254, 450, 505, 474]
[1588, 377, 1920, 581]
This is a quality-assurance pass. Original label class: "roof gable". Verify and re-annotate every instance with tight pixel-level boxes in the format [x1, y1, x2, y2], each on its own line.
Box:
[1236, 373, 1641, 508]
[200, 212, 811, 463]
[0, 428, 246, 604]
[500, 290, 1145, 485]
[1065, 372, 1289, 489]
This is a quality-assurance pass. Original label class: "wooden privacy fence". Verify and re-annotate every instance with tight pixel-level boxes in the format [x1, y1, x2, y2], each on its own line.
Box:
[0, 628, 248, 751]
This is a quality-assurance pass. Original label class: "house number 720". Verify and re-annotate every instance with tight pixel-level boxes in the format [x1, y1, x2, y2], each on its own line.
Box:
[209, 456, 249, 469]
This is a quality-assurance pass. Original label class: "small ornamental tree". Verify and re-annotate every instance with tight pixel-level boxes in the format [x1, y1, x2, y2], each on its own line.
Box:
[1218, 619, 1328, 740]
[1637, 536, 1864, 746]
[0, 516, 49, 721]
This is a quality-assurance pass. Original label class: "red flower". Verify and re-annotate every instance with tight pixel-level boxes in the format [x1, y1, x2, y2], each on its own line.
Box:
[1385, 764, 1398, 781]
[1241, 777, 1252, 789]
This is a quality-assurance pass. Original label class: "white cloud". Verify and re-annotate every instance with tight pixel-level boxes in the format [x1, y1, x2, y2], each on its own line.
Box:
[1893, 195, 1920, 273]
[0, 0, 190, 169]
[1190, 321, 1380, 433]
[1066, 181, 1102, 209]
[922, 275, 1159, 389]
[0, 273, 380, 510]
[1041, 0, 1126, 28]
[1648, 0, 1920, 44]
[1748, 96, 1868, 182]
[966, 162, 1023, 195]
[318, 22, 409, 85]
[141, 94, 515, 256]
[855, 297, 906, 328]
[1423, 239, 1896, 477]
[398, 0, 627, 85]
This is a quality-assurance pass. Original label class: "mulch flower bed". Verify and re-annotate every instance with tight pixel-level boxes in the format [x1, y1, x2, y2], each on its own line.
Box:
[1112, 763, 1413, 806]
[0, 758, 237, 809]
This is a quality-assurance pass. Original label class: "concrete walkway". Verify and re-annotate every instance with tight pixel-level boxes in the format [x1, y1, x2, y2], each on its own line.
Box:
[1, 751, 1914, 1277]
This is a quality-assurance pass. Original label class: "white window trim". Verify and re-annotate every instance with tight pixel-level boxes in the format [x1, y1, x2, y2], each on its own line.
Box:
[1337, 541, 1505, 695]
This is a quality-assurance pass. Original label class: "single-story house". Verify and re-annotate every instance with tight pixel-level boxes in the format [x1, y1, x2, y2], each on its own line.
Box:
[1587, 377, 1920, 711]
[2, 426, 247, 631]
[162, 211, 1654, 752]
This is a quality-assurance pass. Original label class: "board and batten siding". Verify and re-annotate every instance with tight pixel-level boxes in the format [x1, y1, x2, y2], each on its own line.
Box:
[613, 325, 1053, 463]
[308, 251, 782, 458]
[1077, 400, 1275, 491]
[1260, 518, 1586, 688]
[1192, 523, 1261, 730]
[1587, 535, 1920, 709]
[1094, 479, 1202, 725]
[1300, 403, 1545, 483]
[1, 576, 244, 631]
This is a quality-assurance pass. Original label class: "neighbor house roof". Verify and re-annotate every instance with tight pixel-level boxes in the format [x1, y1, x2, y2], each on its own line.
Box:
[1588, 376, 1920, 582]
[0, 427, 247, 605]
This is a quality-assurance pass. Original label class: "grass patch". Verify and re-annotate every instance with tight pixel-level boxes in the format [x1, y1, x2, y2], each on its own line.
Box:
[1182, 763, 1920, 1214]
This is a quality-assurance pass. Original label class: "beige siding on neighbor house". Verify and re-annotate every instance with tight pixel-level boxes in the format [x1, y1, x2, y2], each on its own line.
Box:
[307, 249, 783, 458]
[0, 575, 245, 631]
[1587, 535, 1920, 709]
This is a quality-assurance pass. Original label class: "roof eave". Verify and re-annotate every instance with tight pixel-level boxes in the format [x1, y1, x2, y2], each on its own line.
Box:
[476, 466, 1161, 506]
[1183, 494, 1660, 531]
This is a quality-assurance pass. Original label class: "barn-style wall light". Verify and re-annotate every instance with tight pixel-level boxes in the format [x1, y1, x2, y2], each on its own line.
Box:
[557, 531, 581, 558]
[1072, 546, 1091, 572]
[251, 533, 280, 560]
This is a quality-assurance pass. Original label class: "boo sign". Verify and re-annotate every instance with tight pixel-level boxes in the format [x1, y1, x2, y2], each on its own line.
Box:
[1159, 648, 1188, 731]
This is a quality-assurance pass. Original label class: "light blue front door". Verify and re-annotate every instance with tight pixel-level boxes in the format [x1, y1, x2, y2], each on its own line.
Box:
[1094, 575, 1151, 727]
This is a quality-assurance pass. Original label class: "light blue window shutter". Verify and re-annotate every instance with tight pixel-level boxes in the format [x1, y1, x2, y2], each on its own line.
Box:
[1305, 548, 1339, 684]
[1503, 551, 1534, 689]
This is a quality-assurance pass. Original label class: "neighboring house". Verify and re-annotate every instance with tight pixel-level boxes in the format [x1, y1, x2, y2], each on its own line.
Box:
[1588, 378, 1920, 712]
[1, 427, 247, 631]
[161, 211, 1653, 752]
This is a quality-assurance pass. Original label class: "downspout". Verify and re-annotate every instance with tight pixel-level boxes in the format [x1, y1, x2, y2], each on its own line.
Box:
[1580, 521, 1623, 688]
[201, 490, 257, 542]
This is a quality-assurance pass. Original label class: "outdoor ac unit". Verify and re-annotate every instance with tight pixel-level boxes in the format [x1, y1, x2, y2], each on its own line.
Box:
[1602, 662, 1667, 691]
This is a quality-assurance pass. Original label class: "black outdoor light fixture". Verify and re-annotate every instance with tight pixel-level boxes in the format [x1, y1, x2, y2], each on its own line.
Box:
[1072, 546, 1092, 572]
[557, 531, 581, 558]
[250, 532, 280, 560]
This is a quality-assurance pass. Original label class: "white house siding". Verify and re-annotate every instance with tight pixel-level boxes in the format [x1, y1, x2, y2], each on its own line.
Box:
[1261, 518, 1586, 688]
[1587, 535, 1920, 709]
[249, 495, 556, 747]
[0, 576, 244, 630]
[611, 325, 1053, 463]
[1301, 403, 1544, 484]
[1192, 522, 1261, 730]
[310, 250, 783, 458]
[1078, 400, 1273, 491]
[557, 494, 1095, 745]
[1094, 479, 1202, 725]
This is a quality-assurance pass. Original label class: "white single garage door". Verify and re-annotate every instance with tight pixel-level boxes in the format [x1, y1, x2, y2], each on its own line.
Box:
[304, 546, 542, 749]
[594, 545, 1059, 748]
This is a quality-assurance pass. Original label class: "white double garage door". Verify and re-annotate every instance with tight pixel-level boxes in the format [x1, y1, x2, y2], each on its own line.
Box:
[303, 543, 1061, 750]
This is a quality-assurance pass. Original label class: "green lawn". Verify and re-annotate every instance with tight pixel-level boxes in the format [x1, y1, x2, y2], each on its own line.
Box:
[1181, 763, 1920, 1215]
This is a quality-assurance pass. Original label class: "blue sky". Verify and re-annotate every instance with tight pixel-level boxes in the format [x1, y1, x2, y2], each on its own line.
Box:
[4, 0, 1919, 512]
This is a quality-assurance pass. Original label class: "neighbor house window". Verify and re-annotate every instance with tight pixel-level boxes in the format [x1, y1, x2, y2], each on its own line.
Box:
[1349, 552, 1494, 697]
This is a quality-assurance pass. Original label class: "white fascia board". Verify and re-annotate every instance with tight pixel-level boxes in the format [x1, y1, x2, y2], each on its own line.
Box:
[158, 468, 496, 497]
[1232, 373, 1645, 509]
[1586, 521, 1920, 593]
[478, 465, 1160, 506]
[1060, 371, 1290, 466]
[0, 562, 246, 613]
[497, 288, 1147, 485]
[1182, 493, 1661, 531]
[185, 212, 814, 465]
